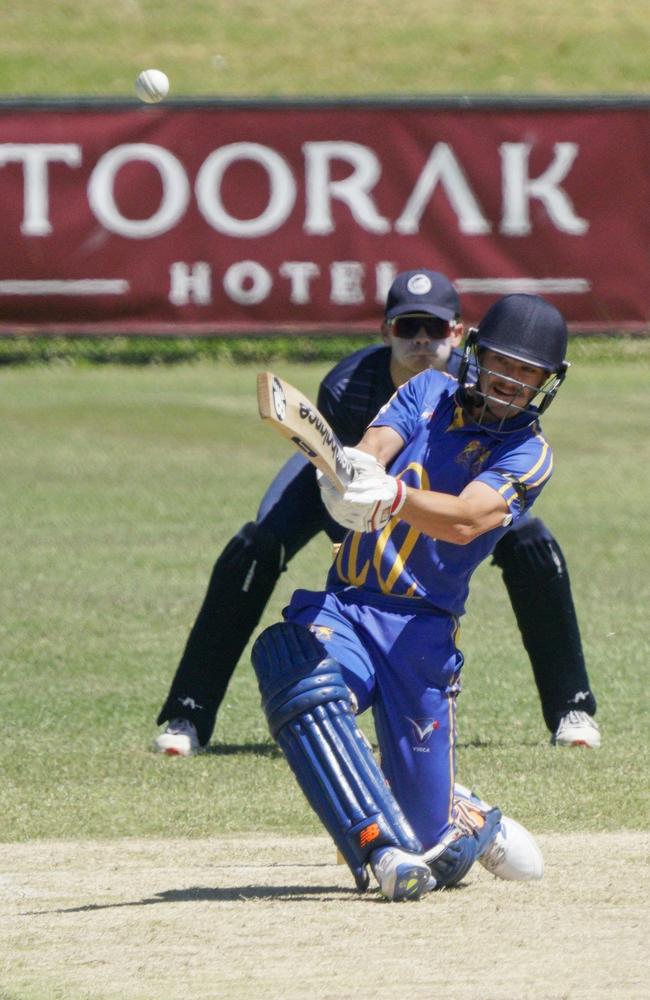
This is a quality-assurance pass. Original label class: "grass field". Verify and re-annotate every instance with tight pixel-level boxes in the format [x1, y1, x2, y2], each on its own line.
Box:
[2, 4, 649, 996]
[3, 1, 650, 97]
[2, 348, 650, 999]
[2, 346, 649, 844]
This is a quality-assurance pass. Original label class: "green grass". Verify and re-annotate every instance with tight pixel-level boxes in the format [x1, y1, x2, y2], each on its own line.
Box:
[1, 346, 649, 842]
[3, 1, 649, 97]
[1, 333, 648, 367]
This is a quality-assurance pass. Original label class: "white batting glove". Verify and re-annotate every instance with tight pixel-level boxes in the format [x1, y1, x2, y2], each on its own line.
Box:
[343, 469, 407, 531]
[316, 446, 384, 527]
[342, 446, 385, 479]
[318, 466, 407, 533]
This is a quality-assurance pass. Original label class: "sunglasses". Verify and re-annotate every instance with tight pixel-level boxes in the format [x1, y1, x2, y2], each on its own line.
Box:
[390, 315, 451, 339]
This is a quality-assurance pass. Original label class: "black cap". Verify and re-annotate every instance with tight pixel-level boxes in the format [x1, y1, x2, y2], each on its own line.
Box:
[477, 294, 568, 372]
[385, 269, 460, 322]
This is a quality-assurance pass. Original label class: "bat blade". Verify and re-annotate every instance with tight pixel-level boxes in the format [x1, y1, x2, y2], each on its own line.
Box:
[257, 371, 353, 492]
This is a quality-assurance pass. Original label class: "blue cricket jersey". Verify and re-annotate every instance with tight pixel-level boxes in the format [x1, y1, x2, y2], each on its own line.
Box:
[327, 368, 554, 617]
[316, 344, 464, 444]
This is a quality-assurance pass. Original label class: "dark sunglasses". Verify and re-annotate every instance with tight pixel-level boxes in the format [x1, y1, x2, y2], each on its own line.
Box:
[390, 315, 451, 339]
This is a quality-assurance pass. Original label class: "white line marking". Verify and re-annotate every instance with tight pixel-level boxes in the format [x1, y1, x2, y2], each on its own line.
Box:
[455, 278, 591, 294]
[0, 280, 130, 296]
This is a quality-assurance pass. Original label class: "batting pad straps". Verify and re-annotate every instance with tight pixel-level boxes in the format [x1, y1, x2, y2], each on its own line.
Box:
[424, 805, 501, 888]
[251, 623, 423, 889]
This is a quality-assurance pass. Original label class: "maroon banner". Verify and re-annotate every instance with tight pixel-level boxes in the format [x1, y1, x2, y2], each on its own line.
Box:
[0, 99, 648, 333]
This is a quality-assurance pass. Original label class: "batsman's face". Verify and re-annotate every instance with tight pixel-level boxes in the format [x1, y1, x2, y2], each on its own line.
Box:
[383, 316, 463, 379]
[477, 349, 547, 421]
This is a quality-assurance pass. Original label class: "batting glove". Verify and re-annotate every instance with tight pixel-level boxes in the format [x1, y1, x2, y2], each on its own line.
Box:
[318, 467, 407, 533]
[342, 446, 385, 479]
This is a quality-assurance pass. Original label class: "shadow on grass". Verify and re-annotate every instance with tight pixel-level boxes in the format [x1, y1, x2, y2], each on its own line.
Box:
[24, 882, 362, 914]
[206, 739, 543, 756]
[203, 742, 281, 757]
[24, 871, 468, 915]
[457, 738, 543, 749]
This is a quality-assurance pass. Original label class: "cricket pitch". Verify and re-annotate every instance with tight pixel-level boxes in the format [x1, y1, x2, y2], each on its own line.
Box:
[1, 833, 647, 1000]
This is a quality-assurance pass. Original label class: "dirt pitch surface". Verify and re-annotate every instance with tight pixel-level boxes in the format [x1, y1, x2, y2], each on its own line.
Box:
[1, 833, 647, 1000]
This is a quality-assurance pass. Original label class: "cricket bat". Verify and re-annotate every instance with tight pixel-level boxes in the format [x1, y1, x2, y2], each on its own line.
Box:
[257, 371, 354, 493]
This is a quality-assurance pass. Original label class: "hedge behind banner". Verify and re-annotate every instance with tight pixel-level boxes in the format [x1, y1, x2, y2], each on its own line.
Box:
[1, 96, 648, 334]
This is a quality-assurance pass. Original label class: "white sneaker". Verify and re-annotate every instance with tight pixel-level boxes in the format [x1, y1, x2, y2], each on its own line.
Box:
[154, 718, 200, 756]
[454, 783, 544, 882]
[370, 846, 434, 902]
[552, 710, 601, 748]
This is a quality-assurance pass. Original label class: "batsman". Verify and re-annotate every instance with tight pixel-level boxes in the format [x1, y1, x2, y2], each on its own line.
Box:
[251, 292, 570, 900]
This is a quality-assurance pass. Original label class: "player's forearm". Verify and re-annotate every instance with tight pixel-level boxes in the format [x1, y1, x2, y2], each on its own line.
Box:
[400, 486, 508, 545]
[356, 426, 405, 468]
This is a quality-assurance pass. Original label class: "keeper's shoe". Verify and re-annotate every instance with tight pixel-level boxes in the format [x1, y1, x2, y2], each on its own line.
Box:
[551, 710, 601, 748]
[154, 718, 200, 757]
[370, 846, 434, 902]
[454, 783, 544, 882]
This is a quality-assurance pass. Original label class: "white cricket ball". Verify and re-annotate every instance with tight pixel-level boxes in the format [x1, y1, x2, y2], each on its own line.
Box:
[135, 69, 170, 104]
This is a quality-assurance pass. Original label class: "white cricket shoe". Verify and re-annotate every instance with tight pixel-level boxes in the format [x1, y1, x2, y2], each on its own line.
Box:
[154, 718, 200, 757]
[454, 783, 544, 882]
[370, 846, 434, 902]
[479, 815, 544, 881]
[552, 710, 601, 748]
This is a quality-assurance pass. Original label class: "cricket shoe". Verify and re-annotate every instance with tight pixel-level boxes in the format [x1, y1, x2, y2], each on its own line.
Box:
[154, 718, 200, 757]
[454, 783, 544, 881]
[370, 846, 434, 902]
[551, 710, 601, 748]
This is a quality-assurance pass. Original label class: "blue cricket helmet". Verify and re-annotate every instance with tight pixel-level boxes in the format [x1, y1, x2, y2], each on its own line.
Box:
[475, 294, 568, 372]
[458, 294, 570, 426]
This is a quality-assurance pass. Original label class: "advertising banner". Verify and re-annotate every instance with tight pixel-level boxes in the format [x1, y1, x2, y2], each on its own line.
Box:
[0, 99, 648, 333]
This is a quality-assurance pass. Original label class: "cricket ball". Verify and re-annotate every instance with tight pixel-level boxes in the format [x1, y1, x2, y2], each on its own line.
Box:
[135, 69, 170, 104]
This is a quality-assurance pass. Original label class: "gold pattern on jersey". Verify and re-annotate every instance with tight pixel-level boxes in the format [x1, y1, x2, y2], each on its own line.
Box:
[335, 462, 430, 597]
[335, 530, 370, 586]
[447, 404, 467, 431]
[497, 433, 552, 506]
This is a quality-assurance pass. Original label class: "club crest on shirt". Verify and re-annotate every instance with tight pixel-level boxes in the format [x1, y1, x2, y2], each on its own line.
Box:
[455, 440, 491, 476]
